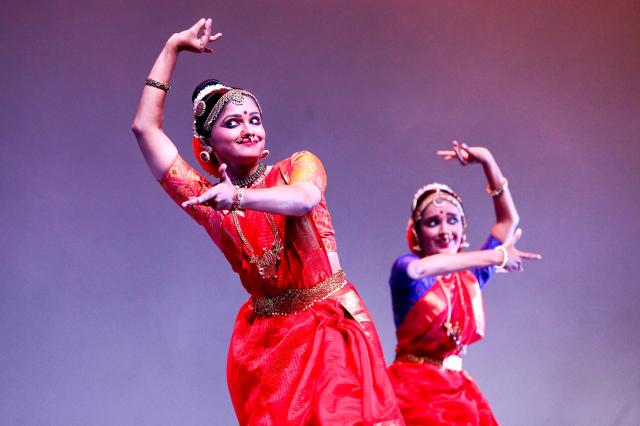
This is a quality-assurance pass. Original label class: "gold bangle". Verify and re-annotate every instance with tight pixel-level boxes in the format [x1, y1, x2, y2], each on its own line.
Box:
[486, 177, 508, 197]
[145, 77, 171, 92]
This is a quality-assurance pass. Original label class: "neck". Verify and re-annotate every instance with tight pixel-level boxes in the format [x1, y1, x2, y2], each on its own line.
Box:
[226, 161, 258, 180]
[226, 161, 268, 188]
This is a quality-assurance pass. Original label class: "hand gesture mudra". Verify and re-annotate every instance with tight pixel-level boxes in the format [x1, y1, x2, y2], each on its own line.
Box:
[499, 228, 542, 272]
[181, 164, 237, 210]
[437, 140, 492, 166]
[174, 18, 222, 53]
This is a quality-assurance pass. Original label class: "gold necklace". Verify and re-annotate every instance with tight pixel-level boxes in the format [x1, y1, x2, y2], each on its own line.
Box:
[442, 276, 467, 352]
[231, 163, 266, 188]
[231, 210, 283, 279]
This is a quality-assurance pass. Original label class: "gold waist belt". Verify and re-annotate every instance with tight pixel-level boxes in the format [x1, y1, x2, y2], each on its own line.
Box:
[251, 270, 347, 316]
[396, 353, 463, 371]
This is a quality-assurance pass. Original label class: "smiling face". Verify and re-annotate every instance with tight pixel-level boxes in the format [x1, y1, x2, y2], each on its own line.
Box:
[208, 97, 266, 167]
[415, 199, 465, 256]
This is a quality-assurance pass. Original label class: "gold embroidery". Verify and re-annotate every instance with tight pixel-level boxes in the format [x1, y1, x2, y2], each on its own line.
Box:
[251, 270, 346, 316]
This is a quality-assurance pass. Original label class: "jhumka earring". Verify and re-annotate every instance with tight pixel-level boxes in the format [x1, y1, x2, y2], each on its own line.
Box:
[200, 144, 213, 162]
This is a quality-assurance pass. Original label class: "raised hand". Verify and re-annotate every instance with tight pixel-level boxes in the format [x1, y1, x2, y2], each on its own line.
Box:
[181, 164, 237, 210]
[173, 18, 222, 54]
[436, 140, 492, 166]
[499, 228, 542, 272]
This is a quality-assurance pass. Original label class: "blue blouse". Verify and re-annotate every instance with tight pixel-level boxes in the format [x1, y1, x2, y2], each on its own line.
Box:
[389, 236, 502, 328]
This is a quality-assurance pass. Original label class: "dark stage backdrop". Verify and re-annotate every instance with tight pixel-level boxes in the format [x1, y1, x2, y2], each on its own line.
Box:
[2, 1, 639, 424]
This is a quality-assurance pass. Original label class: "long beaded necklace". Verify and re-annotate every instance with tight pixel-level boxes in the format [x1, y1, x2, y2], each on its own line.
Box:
[442, 275, 467, 353]
[230, 163, 283, 279]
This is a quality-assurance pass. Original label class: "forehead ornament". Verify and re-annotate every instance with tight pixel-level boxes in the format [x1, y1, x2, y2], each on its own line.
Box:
[203, 89, 262, 131]
[411, 183, 465, 223]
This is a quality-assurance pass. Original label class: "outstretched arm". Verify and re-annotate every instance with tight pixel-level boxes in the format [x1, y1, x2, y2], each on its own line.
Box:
[131, 18, 221, 180]
[180, 163, 321, 217]
[180, 152, 325, 217]
[407, 228, 541, 279]
[437, 141, 519, 242]
[408, 141, 540, 279]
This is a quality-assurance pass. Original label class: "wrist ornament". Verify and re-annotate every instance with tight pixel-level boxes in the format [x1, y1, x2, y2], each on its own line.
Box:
[232, 186, 245, 210]
[486, 177, 509, 197]
[494, 245, 509, 268]
[145, 77, 171, 92]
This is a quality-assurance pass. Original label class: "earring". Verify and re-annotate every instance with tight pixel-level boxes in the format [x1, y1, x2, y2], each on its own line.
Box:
[410, 227, 422, 253]
[460, 235, 470, 249]
[199, 142, 213, 163]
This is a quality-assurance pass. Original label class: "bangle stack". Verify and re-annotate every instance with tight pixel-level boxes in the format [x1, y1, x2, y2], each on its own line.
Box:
[494, 245, 509, 268]
[486, 177, 509, 197]
[145, 77, 171, 92]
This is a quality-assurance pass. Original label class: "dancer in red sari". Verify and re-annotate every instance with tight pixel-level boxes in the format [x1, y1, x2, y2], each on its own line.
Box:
[132, 18, 402, 425]
[387, 142, 541, 425]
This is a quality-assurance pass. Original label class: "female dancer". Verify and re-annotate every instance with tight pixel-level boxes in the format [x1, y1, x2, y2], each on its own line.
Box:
[387, 141, 541, 425]
[132, 18, 402, 425]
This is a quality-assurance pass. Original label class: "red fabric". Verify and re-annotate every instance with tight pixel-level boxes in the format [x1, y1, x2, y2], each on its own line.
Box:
[388, 362, 497, 425]
[161, 152, 403, 425]
[229, 284, 402, 425]
[390, 271, 498, 425]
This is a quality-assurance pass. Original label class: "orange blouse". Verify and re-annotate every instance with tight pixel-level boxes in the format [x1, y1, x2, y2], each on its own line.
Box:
[159, 151, 337, 297]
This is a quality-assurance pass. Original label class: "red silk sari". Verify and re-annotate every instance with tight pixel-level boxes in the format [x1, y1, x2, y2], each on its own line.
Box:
[388, 270, 498, 425]
[161, 151, 402, 425]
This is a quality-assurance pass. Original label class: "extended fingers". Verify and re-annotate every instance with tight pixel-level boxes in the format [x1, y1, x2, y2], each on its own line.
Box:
[519, 250, 542, 260]
[204, 32, 222, 53]
[181, 191, 218, 208]
[512, 228, 523, 244]
[452, 143, 469, 165]
[190, 17, 206, 32]
[218, 163, 229, 182]
[199, 18, 212, 50]
[436, 150, 457, 161]
[182, 196, 202, 208]
[505, 228, 522, 247]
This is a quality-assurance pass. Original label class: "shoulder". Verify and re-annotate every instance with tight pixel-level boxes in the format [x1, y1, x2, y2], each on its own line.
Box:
[273, 151, 323, 172]
[160, 154, 212, 189]
[481, 234, 502, 250]
[389, 254, 419, 288]
[290, 151, 324, 169]
[276, 151, 327, 190]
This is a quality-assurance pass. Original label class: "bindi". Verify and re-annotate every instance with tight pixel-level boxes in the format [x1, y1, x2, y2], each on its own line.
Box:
[243, 111, 248, 115]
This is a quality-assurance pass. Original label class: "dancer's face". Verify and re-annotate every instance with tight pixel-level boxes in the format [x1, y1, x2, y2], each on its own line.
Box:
[209, 97, 265, 166]
[416, 200, 464, 256]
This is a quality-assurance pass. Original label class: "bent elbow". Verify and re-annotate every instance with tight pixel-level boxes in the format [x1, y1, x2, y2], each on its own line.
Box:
[298, 203, 315, 216]
[509, 211, 521, 230]
[291, 184, 321, 216]
[131, 120, 145, 138]
[303, 188, 322, 214]
[131, 115, 160, 138]
[513, 213, 521, 228]
[295, 197, 318, 216]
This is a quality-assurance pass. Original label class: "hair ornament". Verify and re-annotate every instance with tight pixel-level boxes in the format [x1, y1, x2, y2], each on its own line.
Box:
[194, 101, 207, 117]
[193, 82, 227, 106]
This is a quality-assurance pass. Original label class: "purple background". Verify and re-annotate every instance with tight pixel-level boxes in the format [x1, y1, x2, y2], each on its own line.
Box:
[2, 1, 639, 424]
